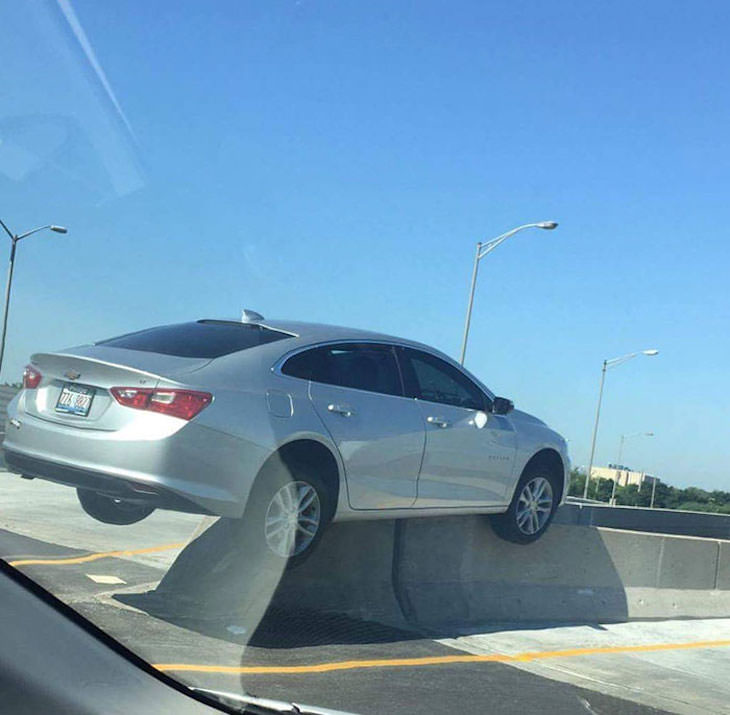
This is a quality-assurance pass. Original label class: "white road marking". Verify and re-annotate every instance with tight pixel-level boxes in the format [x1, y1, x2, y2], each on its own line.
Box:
[86, 574, 126, 585]
[439, 619, 730, 715]
[0, 474, 202, 567]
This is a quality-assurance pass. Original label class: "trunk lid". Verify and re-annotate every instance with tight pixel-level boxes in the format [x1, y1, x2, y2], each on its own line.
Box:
[25, 346, 210, 430]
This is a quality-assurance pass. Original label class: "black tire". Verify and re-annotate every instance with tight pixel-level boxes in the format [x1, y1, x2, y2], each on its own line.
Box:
[244, 456, 335, 569]
[76, 488, 155, 526]
[489, 462, 561, 544]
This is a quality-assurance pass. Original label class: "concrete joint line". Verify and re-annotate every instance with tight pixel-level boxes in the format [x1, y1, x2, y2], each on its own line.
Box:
[655, 538, 665, 588]
[391, 519, 416, 626]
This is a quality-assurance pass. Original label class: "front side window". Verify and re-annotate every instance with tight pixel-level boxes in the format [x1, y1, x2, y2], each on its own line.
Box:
[399, 348, 485, 410]
[282, 343, 403, 396]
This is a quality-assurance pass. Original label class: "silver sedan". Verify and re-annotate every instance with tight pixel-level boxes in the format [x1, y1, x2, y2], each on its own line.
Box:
[3, 314, 570, 562]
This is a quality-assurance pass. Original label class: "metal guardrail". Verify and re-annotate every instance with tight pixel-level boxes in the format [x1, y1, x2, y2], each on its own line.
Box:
[566, 495, 605, 505]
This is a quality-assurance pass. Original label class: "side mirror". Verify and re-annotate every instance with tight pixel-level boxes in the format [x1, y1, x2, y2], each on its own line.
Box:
[492, 396, 514, 415]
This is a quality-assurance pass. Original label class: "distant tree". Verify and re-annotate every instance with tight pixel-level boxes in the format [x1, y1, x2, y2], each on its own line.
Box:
[677, 501, 718, 513]
[711, 490, 730, 504]
[568, 468, 586, 497]
[649, 480, 672, 509]
[559, 465, 725, 514]
[615, 483, 641, 507]
[679, 487, 710, 504]
[593, 477, 615, 502]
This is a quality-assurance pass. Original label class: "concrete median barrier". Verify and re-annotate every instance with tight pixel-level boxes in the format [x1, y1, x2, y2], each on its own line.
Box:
[558, 501, 730, 540]
[273, 520, 407, 626]
[145, 515, 730, 633]
[393, 519, 631, 627]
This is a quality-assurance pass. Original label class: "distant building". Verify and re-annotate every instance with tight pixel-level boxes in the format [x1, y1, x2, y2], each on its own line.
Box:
[590, 465, 658, 488]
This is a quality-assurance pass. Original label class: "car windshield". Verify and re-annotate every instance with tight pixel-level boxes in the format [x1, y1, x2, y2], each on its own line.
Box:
[1, 2, 729, 714]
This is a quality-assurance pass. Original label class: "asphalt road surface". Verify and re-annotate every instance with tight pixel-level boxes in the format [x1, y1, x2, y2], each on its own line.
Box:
[2, 473, 729, 714]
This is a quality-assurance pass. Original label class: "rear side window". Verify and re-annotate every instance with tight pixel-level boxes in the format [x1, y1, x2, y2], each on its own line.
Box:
[282, 343, 403, 396]
[281, 347, 328, 381]
[98, 321, 291, 359]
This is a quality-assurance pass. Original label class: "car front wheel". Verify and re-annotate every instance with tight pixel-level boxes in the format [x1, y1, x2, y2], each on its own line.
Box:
[76, 488, 155, 526]
[489, 465, 559, 544]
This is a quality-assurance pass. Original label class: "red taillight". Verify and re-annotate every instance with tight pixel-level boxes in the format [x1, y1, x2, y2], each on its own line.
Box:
[23, 364, 42, 389]
[111, 388, 152, 410]
[110, 388, 212, 421]
[148, 390, 213, 420]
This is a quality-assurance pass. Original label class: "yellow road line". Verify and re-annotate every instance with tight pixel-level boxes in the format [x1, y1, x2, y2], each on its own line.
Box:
[154, 639, 730, 675]
[8, 541, 185, 567]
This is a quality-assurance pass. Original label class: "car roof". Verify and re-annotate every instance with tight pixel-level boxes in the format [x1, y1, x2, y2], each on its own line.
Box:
[258, 319, 433, 350]
[202, 317, 494, 399]
[206, 317, 444, 356]
[261, 319, 494, 398]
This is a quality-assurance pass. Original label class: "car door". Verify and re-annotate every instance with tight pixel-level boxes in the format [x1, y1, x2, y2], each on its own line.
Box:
[397, 347, 517, 507]
[284, 343, 425, 509]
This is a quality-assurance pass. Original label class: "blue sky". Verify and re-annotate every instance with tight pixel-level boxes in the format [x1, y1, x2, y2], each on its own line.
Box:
[2, 0, 729, 488]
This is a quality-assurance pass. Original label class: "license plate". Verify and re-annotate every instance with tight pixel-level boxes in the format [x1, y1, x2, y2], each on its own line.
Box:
[56, 383, 95, 417]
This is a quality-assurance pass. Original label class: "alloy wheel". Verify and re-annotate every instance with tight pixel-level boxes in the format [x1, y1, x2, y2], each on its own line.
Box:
[264, 481, 321, 558]
[515, 476, 553, 535]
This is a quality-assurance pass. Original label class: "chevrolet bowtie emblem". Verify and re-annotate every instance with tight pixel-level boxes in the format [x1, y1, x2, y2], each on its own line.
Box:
[64, 370, 81, 380]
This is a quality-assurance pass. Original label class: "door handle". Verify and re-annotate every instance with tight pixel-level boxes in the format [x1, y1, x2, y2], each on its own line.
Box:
[427, 416, 450, 428]
[328, 403, 354, 417]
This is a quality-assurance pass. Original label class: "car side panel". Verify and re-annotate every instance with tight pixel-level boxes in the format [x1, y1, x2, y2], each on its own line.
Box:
[187, 371, 345, 510]
[413, 403, 518, 507]
[508, 410, 570, 504]
[308, 382, 424, 509]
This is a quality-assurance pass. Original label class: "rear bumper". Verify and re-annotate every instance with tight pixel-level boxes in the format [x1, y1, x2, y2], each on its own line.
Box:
[2, 393, 269, 518]
[4, 450, 214, 515]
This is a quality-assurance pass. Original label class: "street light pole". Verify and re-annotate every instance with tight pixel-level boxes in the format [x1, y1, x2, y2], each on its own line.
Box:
[611, 431, 654, 504]
[610, 466, 619, 505]
[459, 221, 558, 365]
[0, 237, 18, 379]
[617, 433, 626, 466]
[460, 242, 482, 366]
[583, 349, 659, 500]
[0, 219, 68, 378]
[585, 360, 607, 500]
[617, 431, 654, 467]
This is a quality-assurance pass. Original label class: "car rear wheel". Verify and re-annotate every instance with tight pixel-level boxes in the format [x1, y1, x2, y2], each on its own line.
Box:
[245, 459, 334, 568]
[489, 464, 560, 544]
[76, 488, 155, 526]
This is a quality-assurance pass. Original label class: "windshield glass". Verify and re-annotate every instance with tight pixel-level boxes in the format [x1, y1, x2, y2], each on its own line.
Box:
[1, 2, 729, 714]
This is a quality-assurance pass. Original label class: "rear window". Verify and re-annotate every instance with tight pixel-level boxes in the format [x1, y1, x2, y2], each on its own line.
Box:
[97, 320, 291, 358]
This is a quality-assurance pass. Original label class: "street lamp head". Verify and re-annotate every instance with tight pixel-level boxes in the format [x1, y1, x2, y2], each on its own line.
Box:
[537, 221, 558, 230]
[646, 432, 655, 436]
[642, 349, 659, 356]
[50, 226, 68, 234]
